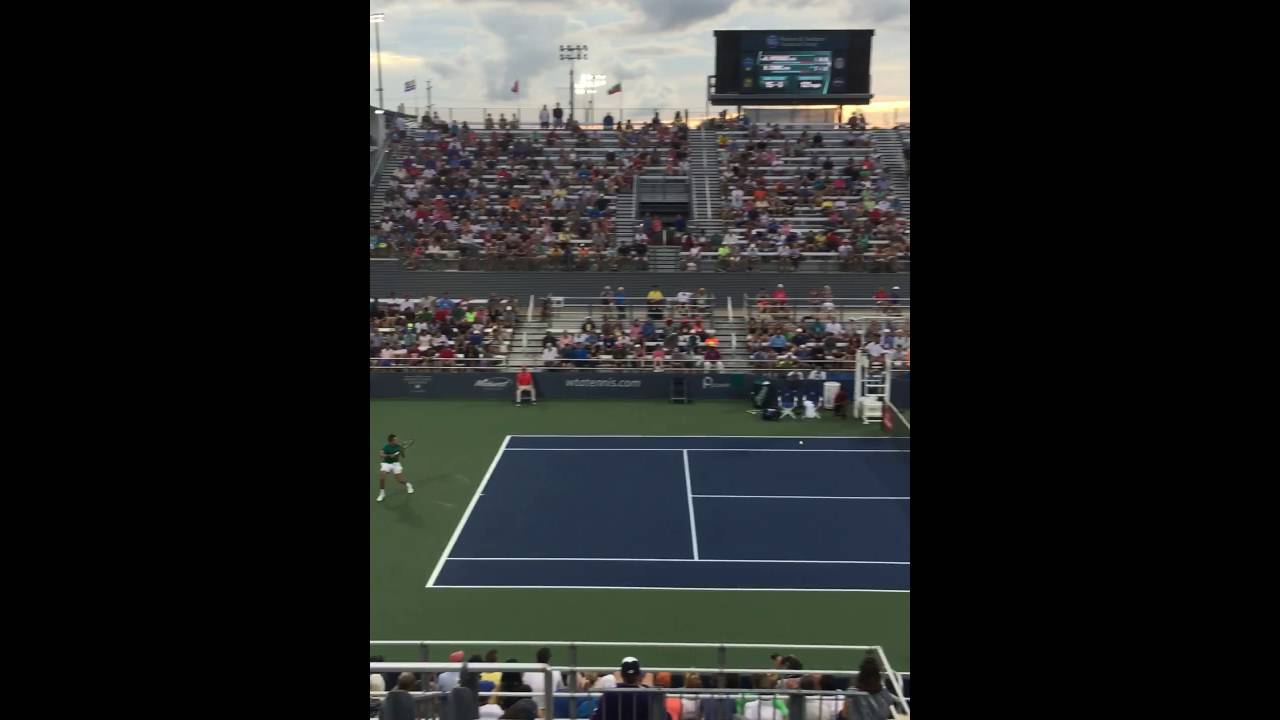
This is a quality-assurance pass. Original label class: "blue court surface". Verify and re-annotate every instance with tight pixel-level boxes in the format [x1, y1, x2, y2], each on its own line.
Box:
[427, 435, 910, 592]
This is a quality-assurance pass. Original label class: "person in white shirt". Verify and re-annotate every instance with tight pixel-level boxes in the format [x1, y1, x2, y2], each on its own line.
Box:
[437, 650, 466, 693]
[522, 648, 564, 713]
[801, 676, 843, 720]
[541, 344, 560, 367]
[730, 187, 745, 208]
[591, 672, 618, 691]
[865, 339, 885, 360]
[740, 676, 787, 720]
[478, 697, 504, 720]
[807, 368, 827, 380]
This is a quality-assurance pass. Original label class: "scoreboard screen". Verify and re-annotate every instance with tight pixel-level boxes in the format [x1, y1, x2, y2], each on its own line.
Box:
[713, 30, 873, 105]
[752, 51, 833, 93]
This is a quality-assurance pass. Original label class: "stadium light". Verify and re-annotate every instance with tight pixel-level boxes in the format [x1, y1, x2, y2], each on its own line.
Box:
[371, 13, 386, 109]
[557, 44, 588, 121]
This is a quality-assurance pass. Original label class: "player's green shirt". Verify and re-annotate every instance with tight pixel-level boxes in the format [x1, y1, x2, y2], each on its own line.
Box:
[382, 443, 402, 462]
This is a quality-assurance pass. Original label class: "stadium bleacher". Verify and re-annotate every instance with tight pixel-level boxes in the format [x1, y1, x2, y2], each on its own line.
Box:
[369, 115, 909, 274]
[369, 285, 908, 375]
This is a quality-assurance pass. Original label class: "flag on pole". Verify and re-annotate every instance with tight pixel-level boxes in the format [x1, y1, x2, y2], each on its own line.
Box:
[404, 79, 416, 92]
[607, 83, 622, 95]
[511, 80, 519, 93]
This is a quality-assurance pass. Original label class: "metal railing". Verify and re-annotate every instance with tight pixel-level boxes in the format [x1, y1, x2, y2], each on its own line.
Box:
[369, 641, 908, 717]
[370, 144, 392, 192]
[743, 295, 910, 319]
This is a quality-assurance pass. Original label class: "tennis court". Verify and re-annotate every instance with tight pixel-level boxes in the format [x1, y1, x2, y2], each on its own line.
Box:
[428, 435, 910, 592]
[371, 399, 911, 670]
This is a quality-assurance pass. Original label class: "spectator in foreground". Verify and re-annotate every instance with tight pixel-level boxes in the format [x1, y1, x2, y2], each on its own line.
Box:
[481, 650, 503, 703]
[592, 657, 652, 720]
[370, 674, 385, 718]
[737, 674, 787, 720]
[842, 657, 906, 720]
[444, 669, 481, 720]
[479, 682, 502, 719]
[679, 672, 702, 720]
[379, 672, 419, 720]
[522, 647, 564, 713]
[438, 650, 466, 692]
[500, 684, 538, 720]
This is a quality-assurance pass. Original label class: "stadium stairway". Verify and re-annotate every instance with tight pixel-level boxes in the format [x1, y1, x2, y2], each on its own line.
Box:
[648, 246, 682, 272]
[612, 182, 636, 247]
[369, 142, 411, 225]
[689, 126, 725, 239]
[871, 129, 910, 221]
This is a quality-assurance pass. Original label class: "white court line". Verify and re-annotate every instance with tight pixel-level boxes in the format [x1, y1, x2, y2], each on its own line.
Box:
[693, 495, 909, 500]
[503, 448, 908, 453]
[683, 450, 699, 560]
[510, 435, 910, 439]
[429, 585, 910, 593]
[448, 557, 909, 565]
[425, 435, 511, 588]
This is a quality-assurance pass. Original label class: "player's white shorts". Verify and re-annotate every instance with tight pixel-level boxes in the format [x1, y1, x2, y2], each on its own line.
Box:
[380, 462, 403, 474]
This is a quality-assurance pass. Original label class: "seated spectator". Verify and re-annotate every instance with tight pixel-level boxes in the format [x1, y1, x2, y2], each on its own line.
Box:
[736, 675, 787, 720]
[479, 683, 503, 719]
[522, 648, 563, 712]
[841, 657, 905, 720]
[801, 676, 842, 720]
[370, 674, 386, 717]
[592, 658, 652, 720]
[702, 346, 724, 373]
[500, 685, 537, 720]
[379, 672, 419, 720]
[651, 345, 665, 372]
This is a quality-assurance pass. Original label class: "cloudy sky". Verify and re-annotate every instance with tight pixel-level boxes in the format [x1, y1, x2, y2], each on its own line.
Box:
[369, 0, 908, 121]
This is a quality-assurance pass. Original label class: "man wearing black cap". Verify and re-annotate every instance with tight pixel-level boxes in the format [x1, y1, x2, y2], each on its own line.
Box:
[591, 657, 652, 720]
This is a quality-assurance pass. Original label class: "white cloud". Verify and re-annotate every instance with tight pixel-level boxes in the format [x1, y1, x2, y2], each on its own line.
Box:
[370, 0, 907, 113]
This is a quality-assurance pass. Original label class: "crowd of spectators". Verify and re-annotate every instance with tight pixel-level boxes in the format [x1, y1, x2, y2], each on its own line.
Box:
[370, 285, 909, 374]
[712, 123, 908, 272]
[540, 285, 723, 371]
[369, 111, 691, 271]
[743, 285, 910, 374]
[370, 649, 906, 720]
[370, 293, 520, 368]
[668, 109, 910, 273]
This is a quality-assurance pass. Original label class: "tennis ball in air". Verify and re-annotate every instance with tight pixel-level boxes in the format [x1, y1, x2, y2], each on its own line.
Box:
[799, 441, 804, 445]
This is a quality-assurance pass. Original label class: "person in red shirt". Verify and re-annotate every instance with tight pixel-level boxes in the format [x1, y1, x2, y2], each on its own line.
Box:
[436, 342, 457, 370]
[515, 366, 536, 405]
[873, 287, 890, 308]
[771, 284, 788, 308]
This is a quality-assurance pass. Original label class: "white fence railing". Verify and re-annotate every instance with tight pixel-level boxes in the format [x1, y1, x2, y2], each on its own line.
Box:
[369, 641, 908, 716]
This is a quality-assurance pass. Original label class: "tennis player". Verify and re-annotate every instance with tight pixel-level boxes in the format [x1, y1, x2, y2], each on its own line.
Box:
[377, 433, 415, 502]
